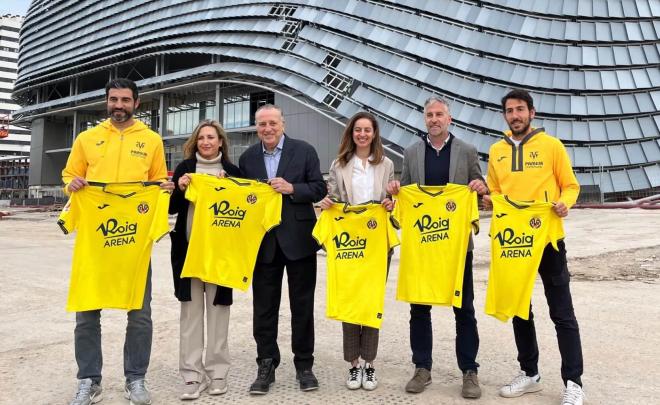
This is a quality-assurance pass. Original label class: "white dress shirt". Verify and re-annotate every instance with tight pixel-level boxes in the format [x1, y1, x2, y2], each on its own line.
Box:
[350, 154, 375, 204]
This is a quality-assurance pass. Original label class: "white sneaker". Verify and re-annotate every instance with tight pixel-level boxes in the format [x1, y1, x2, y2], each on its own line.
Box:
[562, 381, 584, 405]
[346, 366, 362, 390]
[499, 371, 542, 398]
[362, 363, 378, 391]
[180, 379, 209, 400]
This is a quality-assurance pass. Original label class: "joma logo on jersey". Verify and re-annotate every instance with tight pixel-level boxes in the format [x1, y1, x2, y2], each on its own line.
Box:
[210, 201, 246, 228]
[136, 142, 145, 149]
[333, 232, 366, 260]
[414, 215, 450, 243]
[529, 151, 539, 159]
[494, 228, 533, 258]
[97, 219, 137, 247]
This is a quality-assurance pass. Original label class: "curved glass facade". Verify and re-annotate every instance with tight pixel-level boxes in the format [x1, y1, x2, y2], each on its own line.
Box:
[13, 0, 660, 195]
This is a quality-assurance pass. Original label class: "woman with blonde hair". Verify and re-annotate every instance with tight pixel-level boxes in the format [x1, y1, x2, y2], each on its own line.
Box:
[319, 111, 394, 391]
[169, 119, 241, 399]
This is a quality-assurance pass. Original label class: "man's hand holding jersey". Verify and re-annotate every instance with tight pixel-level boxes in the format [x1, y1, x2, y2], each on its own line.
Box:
[67, 176, 89, 193]
[268, 177, 294, 195]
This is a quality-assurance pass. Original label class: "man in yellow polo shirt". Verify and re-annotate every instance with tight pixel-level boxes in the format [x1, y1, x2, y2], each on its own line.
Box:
[63, 78, 174, 405]
[485, 89, 584, 405]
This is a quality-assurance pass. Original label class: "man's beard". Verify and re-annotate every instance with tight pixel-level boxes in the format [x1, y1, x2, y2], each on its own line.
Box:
[509, 119, 531, 137]
[109, 108, 132, 123]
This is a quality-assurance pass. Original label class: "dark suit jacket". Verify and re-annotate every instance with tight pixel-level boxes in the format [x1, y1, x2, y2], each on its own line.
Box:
[400, 134, 484, 251]
[168, 156, 241, 305]
[239, 135, 326, 263]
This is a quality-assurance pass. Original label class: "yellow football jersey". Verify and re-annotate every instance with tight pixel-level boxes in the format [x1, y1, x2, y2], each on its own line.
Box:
[392, 183, 479, 307]
[313, 202, 399, 329]
[58, 184, 170, 312]
[181, 174, 282, 291]
[485, 194, 563, 322]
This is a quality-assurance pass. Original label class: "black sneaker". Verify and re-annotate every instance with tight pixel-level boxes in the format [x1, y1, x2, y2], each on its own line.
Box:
[296, 369, 319, 391]
[249, 359, 275, 395]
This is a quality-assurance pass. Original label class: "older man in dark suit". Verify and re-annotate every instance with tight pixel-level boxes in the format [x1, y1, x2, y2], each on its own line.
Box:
[388, 96, 488, 398]
[239, 104, 326, 395]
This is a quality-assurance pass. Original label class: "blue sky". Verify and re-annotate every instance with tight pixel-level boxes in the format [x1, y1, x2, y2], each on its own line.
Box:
[0, 0, 31, 15]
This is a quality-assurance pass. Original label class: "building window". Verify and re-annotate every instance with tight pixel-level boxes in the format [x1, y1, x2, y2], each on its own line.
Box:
[323, 91, 343, 109]
[269, 4, 297, 17]
[282, 21, 301, 36]
[223, 95, 250, 129]
[323, 71, 352, 93]
[323, 52, 342, 69]
[281, 39, 297, 51]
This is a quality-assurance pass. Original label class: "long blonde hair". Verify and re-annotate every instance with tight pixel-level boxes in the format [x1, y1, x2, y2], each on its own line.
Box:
[182, 119, 231, 162]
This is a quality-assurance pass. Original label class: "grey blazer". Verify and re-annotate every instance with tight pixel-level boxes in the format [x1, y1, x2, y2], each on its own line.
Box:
[400, 134, 484, 251]
[327, 156, 395, 204]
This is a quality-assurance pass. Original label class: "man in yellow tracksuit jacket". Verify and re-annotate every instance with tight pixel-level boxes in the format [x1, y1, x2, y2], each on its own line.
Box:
[63, 78, 174, 405]
[485, 89, 584, 405]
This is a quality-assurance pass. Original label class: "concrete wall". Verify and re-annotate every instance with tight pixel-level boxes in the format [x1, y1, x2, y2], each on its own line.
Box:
[275, 94, 344, 174]
[28, 118, 69, 186]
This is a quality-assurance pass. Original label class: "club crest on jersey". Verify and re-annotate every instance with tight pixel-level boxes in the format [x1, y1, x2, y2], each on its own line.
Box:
[209, 200, 246, 228]
[494, 227, 533, 258]
[529, 217, 542, 229]
[525, 150, 543, 169]
[137, 202, 149, 214]
[333, 232, 366, 260]
[366, 218, 377, 229]
[246, 193, 257, 204]
[446, 200, 457, 212]
[97, 218, 137, 248]
[414, 215, 450, 243]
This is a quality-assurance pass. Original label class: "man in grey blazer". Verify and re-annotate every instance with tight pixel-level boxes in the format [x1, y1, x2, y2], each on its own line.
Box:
[388, 96, 488, 398]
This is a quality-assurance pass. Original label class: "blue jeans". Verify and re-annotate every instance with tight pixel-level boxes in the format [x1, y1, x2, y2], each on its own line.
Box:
[410, 251, 480, 372]
[75, 268, 152, 383]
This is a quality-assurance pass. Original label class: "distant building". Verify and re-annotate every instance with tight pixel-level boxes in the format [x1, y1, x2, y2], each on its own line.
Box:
[11, 1, 660, 199]
[0, 14, 29, 199]
[0, 14, 29, 157]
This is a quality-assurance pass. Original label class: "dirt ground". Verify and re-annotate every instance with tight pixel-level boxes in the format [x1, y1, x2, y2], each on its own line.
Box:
[0, 208, 659, 404]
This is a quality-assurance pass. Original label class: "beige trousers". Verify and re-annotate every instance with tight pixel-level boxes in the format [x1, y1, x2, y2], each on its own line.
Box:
[179, 278, 230, 383]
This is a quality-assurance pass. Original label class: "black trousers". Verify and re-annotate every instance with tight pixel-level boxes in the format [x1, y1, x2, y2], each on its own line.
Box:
[410, 251, 480, 372]
[252, 244, 317, 371]
[513, 240, 583, 385]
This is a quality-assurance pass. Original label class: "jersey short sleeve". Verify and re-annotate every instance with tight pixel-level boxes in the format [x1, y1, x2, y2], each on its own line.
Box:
[262, 189, 283, 232]
[149, 190, 172, 242]
[184, 174, 202, 203]
[311, 205, 331, 246]
[58, 196, 80, 234]
[387, 213, 400, 249]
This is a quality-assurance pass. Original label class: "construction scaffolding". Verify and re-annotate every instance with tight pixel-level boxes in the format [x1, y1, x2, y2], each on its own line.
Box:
[0, 156, 29, 200]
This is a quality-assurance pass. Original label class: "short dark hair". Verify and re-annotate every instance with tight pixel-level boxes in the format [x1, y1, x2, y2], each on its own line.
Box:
[105, 78, 139, 100]
[501, 89, 534, 112]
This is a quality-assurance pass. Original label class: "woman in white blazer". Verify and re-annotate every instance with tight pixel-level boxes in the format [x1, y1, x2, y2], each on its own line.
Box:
[319, 111, 394, 391]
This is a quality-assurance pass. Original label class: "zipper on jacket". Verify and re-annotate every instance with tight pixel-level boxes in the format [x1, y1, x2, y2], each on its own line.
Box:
[116, 131, 124, 182]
